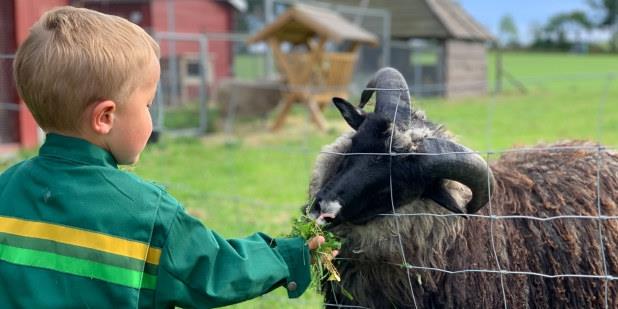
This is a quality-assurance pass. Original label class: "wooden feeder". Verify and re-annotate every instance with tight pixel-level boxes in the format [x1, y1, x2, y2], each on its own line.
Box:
[247, 4, 379, 131]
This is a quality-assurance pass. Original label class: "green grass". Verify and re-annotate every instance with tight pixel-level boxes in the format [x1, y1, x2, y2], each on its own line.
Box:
[431, 51, 618, 151]
[162, 103, 202, 129]
[2, 51, 618, 308]
[161, 103, 219, 133]
[233, 54, 267, 80]
[488, 51, 618, 81]
[417, 85, 618, 152]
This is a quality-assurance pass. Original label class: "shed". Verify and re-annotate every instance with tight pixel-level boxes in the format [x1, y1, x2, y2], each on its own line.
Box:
[247, 3, 378, 131]
[326, 0, 494, 97]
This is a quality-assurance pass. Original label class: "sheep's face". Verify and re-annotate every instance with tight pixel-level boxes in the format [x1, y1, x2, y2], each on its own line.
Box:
[308, 96, 494, 225]
[308, 112, 426, 226]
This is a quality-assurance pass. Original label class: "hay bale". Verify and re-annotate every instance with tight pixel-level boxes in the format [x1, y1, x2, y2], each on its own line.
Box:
[216, 79, 282, 118]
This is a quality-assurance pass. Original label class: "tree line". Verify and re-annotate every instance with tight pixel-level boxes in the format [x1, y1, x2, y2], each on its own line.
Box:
[498, 0, 618, 53]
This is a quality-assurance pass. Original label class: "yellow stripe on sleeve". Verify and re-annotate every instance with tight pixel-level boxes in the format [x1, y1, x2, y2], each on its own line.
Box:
[0, 216, 161, 265]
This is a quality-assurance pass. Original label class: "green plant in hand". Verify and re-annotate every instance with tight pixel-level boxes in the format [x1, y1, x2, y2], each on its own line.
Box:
[289, 215, 341, 282]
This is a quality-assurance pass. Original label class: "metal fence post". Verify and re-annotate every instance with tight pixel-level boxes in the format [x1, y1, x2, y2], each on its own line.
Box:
[264, 0, 275, 78]
[198, 35, 209, 134]
[166, 0, 179, 106]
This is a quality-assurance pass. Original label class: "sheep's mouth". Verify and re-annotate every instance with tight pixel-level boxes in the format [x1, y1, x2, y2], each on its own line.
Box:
[322, 216, 336, 224]
[307, 199, 342, 226]
[317, 212, 337, 225]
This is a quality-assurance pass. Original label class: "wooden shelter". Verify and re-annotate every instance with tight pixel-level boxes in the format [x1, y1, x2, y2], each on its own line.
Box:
[247, 4, 378, 131]
[326, 0, 494, 97]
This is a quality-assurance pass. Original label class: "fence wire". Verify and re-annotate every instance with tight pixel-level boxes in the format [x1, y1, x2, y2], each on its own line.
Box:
[2, 16, 617, 309]
[594, 71, 613, 309]
[224, 73, 615, 307]
[171, 69, 618, 307]
[313, 81, 616, 308]
[147, 62, 617, 308]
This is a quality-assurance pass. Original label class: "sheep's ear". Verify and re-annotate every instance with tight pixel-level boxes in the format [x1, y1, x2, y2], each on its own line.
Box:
[422, 181, 464, 214]
[333, 97, 365, 130]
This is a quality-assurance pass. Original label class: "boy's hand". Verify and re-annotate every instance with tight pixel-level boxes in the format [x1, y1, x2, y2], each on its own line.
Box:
[307, 235, 325, 250]
[307, 236, 339, 259]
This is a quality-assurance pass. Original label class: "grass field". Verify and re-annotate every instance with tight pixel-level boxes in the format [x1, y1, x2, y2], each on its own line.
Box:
[1, 52, 617, 308]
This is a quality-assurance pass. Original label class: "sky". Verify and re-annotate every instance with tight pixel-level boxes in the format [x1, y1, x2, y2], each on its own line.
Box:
[458, 0, 611, 43]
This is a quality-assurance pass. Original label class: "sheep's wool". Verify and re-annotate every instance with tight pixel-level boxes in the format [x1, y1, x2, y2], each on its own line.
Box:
[311, 136, 618, 308]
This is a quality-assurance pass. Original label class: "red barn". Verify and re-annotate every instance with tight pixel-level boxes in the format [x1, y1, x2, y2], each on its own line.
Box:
[0, 0, 241, 152]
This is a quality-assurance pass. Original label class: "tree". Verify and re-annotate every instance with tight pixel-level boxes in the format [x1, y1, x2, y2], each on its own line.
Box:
[587, 0, 617, 27]
[587, 0, 618, 51]
[498, 14, 519, 48]
[541, 11, 593, 51]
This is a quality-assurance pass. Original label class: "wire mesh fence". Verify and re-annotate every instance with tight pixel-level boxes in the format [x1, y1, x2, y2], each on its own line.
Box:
[140, 69, 617, 308]
[360, 120, 609, 308]
[2, 1, 618, 308]
[152, 32, 210, 137]
[207, 74, 618, 308]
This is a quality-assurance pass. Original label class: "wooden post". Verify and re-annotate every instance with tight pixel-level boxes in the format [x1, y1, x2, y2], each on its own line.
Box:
[269, 38, 290, 81]
[301, 36, 326, 86]
[307, 99, 327, 131]
[270, 93, 298, 131]
[268, 38, 297, 131]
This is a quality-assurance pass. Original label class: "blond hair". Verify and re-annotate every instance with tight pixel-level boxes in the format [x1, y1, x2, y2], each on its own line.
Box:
[13, 6, 160, 132]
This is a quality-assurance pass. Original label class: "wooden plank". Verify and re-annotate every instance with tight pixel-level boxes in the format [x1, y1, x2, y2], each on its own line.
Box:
[269, 39, 292, 82]
[247, 9, 294, 44]
[270, 93, 299, 131]
[299, 36, 326, 87]
[307, 98, 327, 131]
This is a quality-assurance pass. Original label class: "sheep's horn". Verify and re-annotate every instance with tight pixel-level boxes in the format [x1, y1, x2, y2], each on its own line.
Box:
[419, 138, 494, 214]
[359, 67, 412, 128]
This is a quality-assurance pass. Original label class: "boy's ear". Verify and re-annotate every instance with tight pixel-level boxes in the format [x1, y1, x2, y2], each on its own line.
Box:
[90, 100, 117, 134]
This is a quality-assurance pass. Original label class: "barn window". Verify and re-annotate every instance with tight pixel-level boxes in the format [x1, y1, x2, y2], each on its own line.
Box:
[187, 61, 201, 77]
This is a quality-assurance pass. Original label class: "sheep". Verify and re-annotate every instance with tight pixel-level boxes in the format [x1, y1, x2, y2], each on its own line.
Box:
[306, 67, 618, 308]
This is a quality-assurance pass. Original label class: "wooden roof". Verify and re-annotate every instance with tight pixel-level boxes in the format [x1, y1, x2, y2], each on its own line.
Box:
[324, 0, 494, 41]
[247, 4, 379, 46]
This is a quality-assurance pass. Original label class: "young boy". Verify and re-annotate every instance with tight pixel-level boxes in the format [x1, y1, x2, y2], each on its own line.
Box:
[0, 6, 326, 308]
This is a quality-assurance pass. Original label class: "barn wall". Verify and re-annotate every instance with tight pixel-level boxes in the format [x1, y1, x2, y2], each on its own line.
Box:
[0, 0, 18, 145]
[152, 0, 233, 80]
[444, 40, 487, 97]
[81, 2, 152, 30]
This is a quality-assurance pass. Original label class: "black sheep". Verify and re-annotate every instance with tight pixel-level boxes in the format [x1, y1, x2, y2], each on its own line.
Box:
[307, 68, 618, 308]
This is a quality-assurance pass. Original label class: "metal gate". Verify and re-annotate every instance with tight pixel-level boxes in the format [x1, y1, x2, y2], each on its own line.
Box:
[152, 32, 210, 137]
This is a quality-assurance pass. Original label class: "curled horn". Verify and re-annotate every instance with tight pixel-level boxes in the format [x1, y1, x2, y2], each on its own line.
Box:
[419, 138, 495, 214]
[359, 67, 412, 128]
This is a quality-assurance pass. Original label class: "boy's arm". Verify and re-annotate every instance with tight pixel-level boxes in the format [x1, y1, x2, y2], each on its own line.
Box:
[154, 207, 311, 308]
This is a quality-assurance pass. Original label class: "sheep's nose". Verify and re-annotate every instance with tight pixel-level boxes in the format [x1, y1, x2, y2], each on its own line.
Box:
[314, 199, 343, 225]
